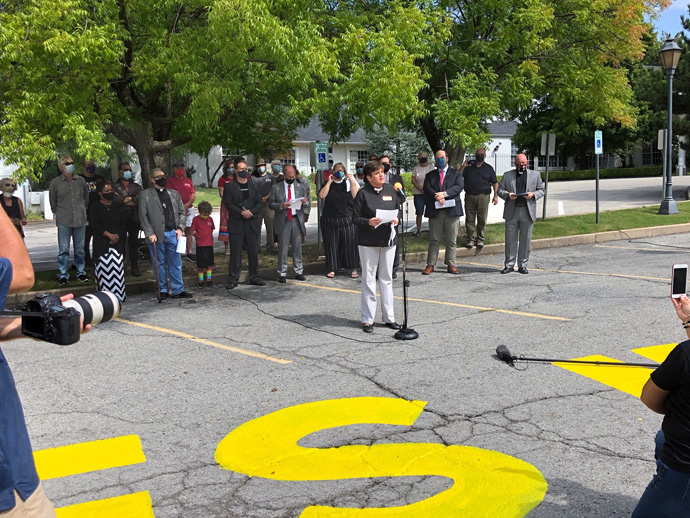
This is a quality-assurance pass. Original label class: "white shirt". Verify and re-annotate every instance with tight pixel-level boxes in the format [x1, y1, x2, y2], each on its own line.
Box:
[284, 182, 296, 216]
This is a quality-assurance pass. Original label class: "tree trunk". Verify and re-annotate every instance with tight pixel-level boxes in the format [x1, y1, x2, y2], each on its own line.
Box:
[419, 116, 465, 168]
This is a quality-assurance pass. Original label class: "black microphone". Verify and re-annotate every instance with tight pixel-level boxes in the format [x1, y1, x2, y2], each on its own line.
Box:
[496, 345, 515, 366]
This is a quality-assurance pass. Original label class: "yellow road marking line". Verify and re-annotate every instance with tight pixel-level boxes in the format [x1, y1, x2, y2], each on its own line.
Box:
[35, 435, 145, 480]
[115, 318, 292, 364]
[595, 244, 677, 253]
[56, 491, 154, 518]
[296, 282, 569, 321]
[457, 261, 666, 281]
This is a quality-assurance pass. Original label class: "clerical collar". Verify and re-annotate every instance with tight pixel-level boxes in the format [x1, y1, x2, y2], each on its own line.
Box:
[373, 187, 383, 193]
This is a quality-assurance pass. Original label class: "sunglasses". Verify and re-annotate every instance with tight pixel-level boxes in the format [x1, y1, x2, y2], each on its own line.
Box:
[63, 161, 74, 166]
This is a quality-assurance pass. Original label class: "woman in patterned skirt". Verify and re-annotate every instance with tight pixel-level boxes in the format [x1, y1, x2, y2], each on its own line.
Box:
[217, 161, 234, 255]
[319, 162, 360, 278]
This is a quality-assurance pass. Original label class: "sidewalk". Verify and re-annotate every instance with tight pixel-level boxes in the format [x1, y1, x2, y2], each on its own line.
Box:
[23, 175, 690, 272]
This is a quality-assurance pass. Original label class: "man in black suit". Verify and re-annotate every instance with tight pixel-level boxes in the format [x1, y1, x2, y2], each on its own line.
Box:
[222, 158, 266, 289]
[380, 155, 404, 279]
[422, 149, 464, 275]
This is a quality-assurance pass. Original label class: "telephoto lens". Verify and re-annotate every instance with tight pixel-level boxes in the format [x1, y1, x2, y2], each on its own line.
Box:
[62, 291, 121, 326]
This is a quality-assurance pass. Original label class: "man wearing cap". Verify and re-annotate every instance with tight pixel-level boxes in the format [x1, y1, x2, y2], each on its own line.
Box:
[254, 159, 277, 251]
[166, 160, 196, 261]
[49, 155, 90, 285]
[411, 151, 434, 237]
[461, 148, 498, 254]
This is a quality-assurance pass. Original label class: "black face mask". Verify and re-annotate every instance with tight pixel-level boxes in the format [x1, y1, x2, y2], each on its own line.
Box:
[155, 177, 167, 188]
[517, 165, 526, 173]
[284, 177, 295, 185]
[475, 154, 485, 162]
[237, 170, 249, 179]
[102, 192, 115, 201]
[383, 163, 391, 173]
[419, 158, 428, 164]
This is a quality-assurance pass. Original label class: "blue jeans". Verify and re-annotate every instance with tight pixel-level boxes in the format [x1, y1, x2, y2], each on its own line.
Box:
[148, 230, 184, 295]
[632, 430, 690, 517]
[57, 225, 85, 278]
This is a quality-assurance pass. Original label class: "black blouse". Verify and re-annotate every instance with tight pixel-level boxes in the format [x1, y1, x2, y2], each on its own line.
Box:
[352, 183, 399, 248]
[323, 181, 355, 218]
[89, 201, 125, 260]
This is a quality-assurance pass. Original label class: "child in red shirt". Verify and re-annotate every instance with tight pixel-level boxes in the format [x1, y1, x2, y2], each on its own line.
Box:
[190, 201, 215, 287]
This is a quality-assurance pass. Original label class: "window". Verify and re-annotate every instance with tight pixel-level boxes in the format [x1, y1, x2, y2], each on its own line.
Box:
[275, 149, 296, 167]
[642, 143, 662, 166]
[548, 155, 567, 169]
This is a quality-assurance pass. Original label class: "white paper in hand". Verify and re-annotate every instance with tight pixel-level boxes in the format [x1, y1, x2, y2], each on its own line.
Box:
[435, 198, 456, 209]
[176, 236, 187, 254]
[288, 198, 303, 209]
[375, 209, 398, 228]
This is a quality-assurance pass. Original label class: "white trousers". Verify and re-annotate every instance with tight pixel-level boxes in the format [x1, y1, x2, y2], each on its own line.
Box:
[358, 245, 396, 324]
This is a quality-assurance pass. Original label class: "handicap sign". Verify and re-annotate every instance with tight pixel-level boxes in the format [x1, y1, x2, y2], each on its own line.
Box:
[594, 131, 603, 155]
[318, 152, 326, 163]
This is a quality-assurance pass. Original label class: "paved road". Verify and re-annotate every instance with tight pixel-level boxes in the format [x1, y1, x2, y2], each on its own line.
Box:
[7, 229, 690, 516]
[24, 176, 690, 271]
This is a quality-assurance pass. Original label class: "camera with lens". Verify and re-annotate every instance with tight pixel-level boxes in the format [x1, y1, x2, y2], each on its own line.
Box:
[8, 292, 121, 346]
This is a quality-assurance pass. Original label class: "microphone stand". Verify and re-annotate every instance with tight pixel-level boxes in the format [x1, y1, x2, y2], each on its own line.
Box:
[394, 191, 418, 340]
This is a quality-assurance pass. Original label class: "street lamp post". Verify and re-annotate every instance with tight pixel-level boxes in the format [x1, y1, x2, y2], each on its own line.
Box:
[659, 38, 683, 215]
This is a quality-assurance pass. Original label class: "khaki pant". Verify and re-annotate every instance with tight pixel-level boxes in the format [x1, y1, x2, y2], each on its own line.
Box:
[0, 483, 56, 518]
[258, 205, 275, 249]
[427, 211, 460, 267]
[464, 193, 491, 245]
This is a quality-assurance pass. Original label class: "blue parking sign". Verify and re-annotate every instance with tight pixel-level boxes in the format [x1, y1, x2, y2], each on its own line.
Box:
[318, 152, 326, 163]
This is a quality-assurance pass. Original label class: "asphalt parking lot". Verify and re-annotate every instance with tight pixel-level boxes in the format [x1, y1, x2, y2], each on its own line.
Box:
[7, 232, 690, 517]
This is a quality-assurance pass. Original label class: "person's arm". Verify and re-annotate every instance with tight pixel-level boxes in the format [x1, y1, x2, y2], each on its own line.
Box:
[17, 198, 27, 226]
[497, 174, 510, 200]
[640, 378, 671, 414]
[319, 177, 333, 199]
[138, 191, 156, 242]
[0, 208, 33, 293]
[423, 172, 436, 198]
[411, 170, 422, 192]
[48, 179, 57, 215]
[528, 172, 545, 200]
[349, 174, 359, 198]
[492, 182, 499, 205]
[444, 169, 464, 198]
[268, 185, 282, 212]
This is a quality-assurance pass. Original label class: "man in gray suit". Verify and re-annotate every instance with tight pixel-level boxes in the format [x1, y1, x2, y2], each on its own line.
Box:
[269, 165, 309, 283]
[139, 168, 192, 298]
[497, 154, 545, 275]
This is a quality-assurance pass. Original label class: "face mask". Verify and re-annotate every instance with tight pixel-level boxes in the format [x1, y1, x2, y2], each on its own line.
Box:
[419, 158, 428, 164]
[258, 166, 266, 174]
[86, 165, 96, 174]
[272, 165, 281, 173]
[475, 154, 485, 162]
[174, 168, 185, 178]
[155, 177, 167, 188]
[65, 164, 75, 174]
[517, 165, 526, 173]
[102, 192, 115, 201]
[383, 163, 391, 173]
[356, 167, 363, 175]
[3, 192, 12, 198]
[237, 170, 249, 179]
[333, 170, 344, 180]
[284, 177, 295, 185]
[123, 170, 133, 180]
[201, 214, 209, 220]
[435, 158, 446, 168]
[226, 168, 234, 176]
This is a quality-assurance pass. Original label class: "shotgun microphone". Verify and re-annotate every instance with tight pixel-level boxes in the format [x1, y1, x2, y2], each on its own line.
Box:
[496, 344, 515, 366]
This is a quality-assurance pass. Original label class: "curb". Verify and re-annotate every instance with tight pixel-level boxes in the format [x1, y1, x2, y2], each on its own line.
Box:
[9, 222, 690, 305]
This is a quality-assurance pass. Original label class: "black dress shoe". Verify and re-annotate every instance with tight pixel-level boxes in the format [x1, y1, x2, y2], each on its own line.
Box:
[518, 267, 529, 274]
[392, 271, 398, 279]
[384, 322, 401, 330]
[131, 268, 141, 277]
[249, 278, 266, 286]
[171, 291, 193, 298]
[278, 276, 286, 284]
[159, 292, 169, 299]
[295, 274, 307, 281]
[362, 323, 373, 333]
[501, 267, 514, 274]
[226, 282, 238, 290]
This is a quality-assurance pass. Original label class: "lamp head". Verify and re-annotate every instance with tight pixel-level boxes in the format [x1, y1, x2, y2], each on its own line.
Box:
[660, 38, 682, 73]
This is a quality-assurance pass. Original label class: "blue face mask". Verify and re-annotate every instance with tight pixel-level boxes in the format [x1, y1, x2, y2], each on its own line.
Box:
[356, 167, 363, 175]
[272, 164, 281, 173]
[86, 165, 96, 174]
[123, 170, 133, 180]
[333, 170, 344, 180]
[435, 158, 446, 168]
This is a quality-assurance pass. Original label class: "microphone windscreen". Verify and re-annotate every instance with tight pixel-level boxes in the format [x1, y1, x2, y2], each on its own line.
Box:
[393, 182, 403, 192]
[496, 344, 514, 365]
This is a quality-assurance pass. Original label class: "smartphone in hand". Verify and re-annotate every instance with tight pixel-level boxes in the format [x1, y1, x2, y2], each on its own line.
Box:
[672, 264, 688, 298]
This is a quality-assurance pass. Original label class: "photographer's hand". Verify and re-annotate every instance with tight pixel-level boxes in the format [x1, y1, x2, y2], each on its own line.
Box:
[60, 294, 91, 334]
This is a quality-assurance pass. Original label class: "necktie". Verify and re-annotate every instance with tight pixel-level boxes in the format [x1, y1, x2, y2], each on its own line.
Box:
[439, 168, 445, 188]
[287, 185, 293, 221]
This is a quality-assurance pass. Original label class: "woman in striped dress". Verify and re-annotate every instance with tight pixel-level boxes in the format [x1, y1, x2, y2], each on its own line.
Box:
[319, 162, 360, 278]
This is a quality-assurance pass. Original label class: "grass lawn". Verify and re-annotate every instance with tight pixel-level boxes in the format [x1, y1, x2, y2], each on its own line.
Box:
[28, 201, 690, 291]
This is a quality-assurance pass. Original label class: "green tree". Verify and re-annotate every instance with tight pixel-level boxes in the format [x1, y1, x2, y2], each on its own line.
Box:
[414, 0, 670, 167]
[0, 0, 439, 184]
[365, 126, 430, 172]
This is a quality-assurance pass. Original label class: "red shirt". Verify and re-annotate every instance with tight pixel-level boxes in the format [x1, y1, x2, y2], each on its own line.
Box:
[191, 215, 215, 247]
[218, 176, 234, 189]
[167, 176, 195, 204]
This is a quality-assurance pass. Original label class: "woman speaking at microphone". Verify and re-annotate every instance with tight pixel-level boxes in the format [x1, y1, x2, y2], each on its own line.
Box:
[352, 161, 400, 333]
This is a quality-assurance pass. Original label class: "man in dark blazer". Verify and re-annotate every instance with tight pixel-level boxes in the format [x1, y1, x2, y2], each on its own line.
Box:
[223, 158, 266, 289]
[269, 165, 309, 283]
[381, 155, 404, 278]
[422, 149, 464, 275]
[139, 168, 192, 298]
[497, 153, 545, 274]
